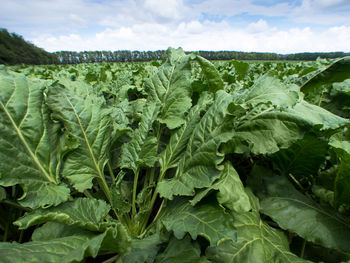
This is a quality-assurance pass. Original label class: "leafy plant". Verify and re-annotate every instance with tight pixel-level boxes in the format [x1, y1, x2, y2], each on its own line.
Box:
[0, 49, 350, 262]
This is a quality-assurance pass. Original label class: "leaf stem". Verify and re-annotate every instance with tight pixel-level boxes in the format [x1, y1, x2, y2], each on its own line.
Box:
[102, 254, 119, 263]
[288, 173, 304, 191]
[0, 200, 31, 211]
[139, 167, 167, 233]
[300, 239, 306, 258]
[83, 190, 93, 198]
[107, 161, 115, 184]
[132, 168, 140, 218]
[18, 230, 24, 243]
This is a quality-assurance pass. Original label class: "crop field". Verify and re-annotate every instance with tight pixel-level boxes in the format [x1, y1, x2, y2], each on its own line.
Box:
[0, 47, 350, 262]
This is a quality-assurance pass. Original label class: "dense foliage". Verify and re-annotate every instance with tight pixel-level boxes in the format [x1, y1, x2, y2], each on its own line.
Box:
[56, 50, 350, 64]
[0, 48, 350, 262]
[0, 29, 58, 65]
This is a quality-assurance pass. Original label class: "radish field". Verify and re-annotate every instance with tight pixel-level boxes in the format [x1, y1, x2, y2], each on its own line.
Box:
[0, 48, 350, 263]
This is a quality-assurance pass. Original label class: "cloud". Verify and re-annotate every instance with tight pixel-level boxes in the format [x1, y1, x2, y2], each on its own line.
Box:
[32, 20, 350, 53]
[247, 19, 270, 33]
[1, 0, 350, 53]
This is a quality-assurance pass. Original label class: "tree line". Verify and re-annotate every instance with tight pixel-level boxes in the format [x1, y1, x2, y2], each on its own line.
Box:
[1, 28, 349, 65]
[55, 50, 350, 64]
[0, 28, 57, 65]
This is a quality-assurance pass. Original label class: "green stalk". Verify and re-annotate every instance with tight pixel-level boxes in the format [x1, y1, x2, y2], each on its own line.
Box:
[139, 199, 165, 237]
[288, 173, 304, 191]
[83, 190, 93, 198]
[300, 239, 306, 258]
[107, 161, 116, 184]
[132, 168, 140, 218]
[0, 200, 31, 212]
[3, 207, 11, 242]
[149, 167, 155, 185]
[102, 255, 119, 263]
[18, 230, 24, 243]
[139, 167, 167, 233]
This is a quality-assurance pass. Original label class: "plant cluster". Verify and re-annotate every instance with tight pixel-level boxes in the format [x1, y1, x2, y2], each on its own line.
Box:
[0, 48, 350, 262]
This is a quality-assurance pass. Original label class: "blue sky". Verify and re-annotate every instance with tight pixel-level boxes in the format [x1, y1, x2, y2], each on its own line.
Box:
[1, 0, 350, 53]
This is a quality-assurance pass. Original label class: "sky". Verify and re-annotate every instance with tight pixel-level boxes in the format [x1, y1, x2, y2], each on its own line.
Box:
[1, 0, 350, 54]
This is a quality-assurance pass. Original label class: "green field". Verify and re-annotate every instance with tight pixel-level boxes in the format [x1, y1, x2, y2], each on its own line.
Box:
[0, 48, 350, 263]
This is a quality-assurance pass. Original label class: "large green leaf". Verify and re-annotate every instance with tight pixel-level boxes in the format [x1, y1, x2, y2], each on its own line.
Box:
[192, 55, 224, 92]
[0, 69, 70, 208]
[0, 224, 130, 263]
[32, 221, 130, 255]
[119, 102, 160, 172]
[14, 197, 110, 231]
[223, 75, 347, 155]
[286, 100, 348, 130]
[190, 162, 251, 213]
[301, 56, 350, 105]
[157, 91, 233, 199]
[145, 47, 192, 129]
[329, 132, 350, 206]
[122, 234, 163, 263]
[161, 197, 236, 246]
[223, 110, 309, 154]
[252, 168, 350, 253]
[156, 236, 210, 263]
[159, 103, 207, 174]
[46, 81, 113, 193]
[0, 232, 105, 263]
[271, 134, 328, 178]
[333, 79, 350, 95]
[206, 190, 311, 263]
[234, 74, 301, 108]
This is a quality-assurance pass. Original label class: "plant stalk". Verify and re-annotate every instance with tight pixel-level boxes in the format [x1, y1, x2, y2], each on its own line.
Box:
[132, 168, 140, 218]
[107, 161, 116, 184]
[300, 239, 306, 258]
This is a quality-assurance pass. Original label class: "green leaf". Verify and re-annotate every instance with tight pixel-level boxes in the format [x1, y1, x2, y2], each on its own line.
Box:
[14, 197, 110, 231]
[111, 171, 131, 215]
[253, 168, 350, 253]
[161, 197, 236, 246]
[333, 79, 350, 95]
[222, 109, 309, 155]
[191, 162, 251, 213]
[145, 47, 192, 129]
[158, 91, 233, 199]
[159, 104, 204, 173]
[47, 81, 113, 193]
[192, 55, 224, 92]
[0, 231, 109, 263]
[31, 222, 91, 241]
[329, 132, 350, 206]
[119, 102, 160, 172]
[0, 70, 70, 208]
[234, 74, 301, 108]
[223, 74, 347, 155]
[231, 60, 250, 81]
[206, 189, 311, 263]
[286, 100, 348, 130]
[122, 234, 163, 263]
[156, 236, 209, 263]
[223, 101, 347, 155]
[301, 56, 350, 105]
[271, 134, 328, 178]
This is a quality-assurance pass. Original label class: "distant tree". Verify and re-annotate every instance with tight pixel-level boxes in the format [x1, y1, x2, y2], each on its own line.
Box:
[0, 28, 58, 65]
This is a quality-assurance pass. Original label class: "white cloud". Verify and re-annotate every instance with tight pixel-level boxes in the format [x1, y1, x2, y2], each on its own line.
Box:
[2, 0, 350, 53]
[247, 19, 270, 33]
[32, 20, 350, 53]
[144, 0, 187, 20]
